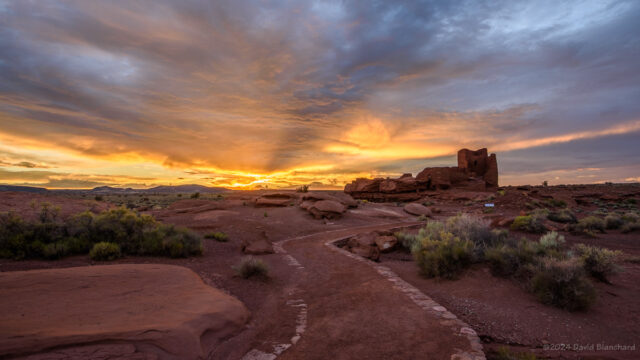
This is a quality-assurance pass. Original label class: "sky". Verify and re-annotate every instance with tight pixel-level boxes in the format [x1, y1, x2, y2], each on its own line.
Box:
[0, 0, 639, 189]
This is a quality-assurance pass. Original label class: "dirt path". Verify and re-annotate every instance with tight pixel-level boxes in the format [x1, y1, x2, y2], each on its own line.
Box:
[240, 223, 485, 360]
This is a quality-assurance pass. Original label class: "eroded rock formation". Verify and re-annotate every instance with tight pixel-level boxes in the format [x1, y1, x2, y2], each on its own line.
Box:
[344, 148, 498, 201]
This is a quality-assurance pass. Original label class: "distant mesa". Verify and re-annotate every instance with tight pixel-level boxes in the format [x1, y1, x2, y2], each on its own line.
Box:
[344, 148, 498, 201]
[0, 184, 228, 194]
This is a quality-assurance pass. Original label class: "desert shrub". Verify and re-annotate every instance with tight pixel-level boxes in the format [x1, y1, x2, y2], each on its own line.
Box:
[621, 221, 640, 233]
[445, 213, 502, 250]
[296, 184, 309, 193]
[412, 231, 473, 279]
[0, 207, 202, 260]
[205, 231, 229, 242]
[531, 258, 596, 311]
[621, 212, 639, 223]
[604, 214, 624, 229]
[544, 198, 566, 208]
[190, 192, 200, 199]
[485, 239, 538, 277]
[234, 256, 269, 279]
[160, 225, 203, 258]
[94, 195, 103, 201]
[511, 215, 546, 234]
[394, 231, 417, 250]
[89, 242, 121, 261]
[547, 208, 576, 223]
[572, 216, 605, 236]
[538, 231, 565, 251]
[0, 212, 29, 259]
[574, 244, 621, 283]
[417, 214, 428, 221]
[42, 241, 70, 259]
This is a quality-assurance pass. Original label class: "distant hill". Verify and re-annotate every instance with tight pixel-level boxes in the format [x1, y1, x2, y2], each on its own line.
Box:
[0, 185, 48, 193]
[144, 185, 227, 194]
[0, 184, 229, 194]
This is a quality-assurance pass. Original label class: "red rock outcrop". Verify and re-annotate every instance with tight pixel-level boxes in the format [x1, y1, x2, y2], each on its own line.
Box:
[344, 148, 498, 201]
[0, 264, 249, 360]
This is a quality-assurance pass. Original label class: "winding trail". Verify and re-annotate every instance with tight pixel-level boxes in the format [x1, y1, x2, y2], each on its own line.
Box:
[243, 222, 485, 360]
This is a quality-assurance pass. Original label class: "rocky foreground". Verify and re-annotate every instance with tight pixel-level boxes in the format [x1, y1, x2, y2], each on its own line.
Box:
[0, 264, 249, 359]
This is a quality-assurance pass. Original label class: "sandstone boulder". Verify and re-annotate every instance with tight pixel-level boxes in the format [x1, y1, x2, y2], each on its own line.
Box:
[349, 245, 380, 261]
[241, 231, 274, 254]
[403, 203, 432, 217]
[346, 232, 381, 260]
[348, 232, 377, 247]
[375, 235, 398, 252]
[0, 265, 249, 360]
[254, 193, 297, 207]
[330, 192, 359, 208]
[308, 200, 346, 219]
[299, 200, 315, 210]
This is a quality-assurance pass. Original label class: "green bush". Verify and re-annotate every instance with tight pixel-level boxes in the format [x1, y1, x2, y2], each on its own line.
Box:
[531, 258, 596, 311]
[234, 256, 269, 279]
[572, 216, 606, 236]
[43, 241, 70, 259]
[394, 231, 417, 250]
[621, 222, 640, 233]
[547, 208, 576, 223]
[485, 239, 538, 277]
[622, 212, 639, 223]
[511, 215, 546, 233]
[604, 214, 624, 229]
[412, 231, 474, 279]
[161, 226, 203, 258]
[205, 231, 229, 242]
[89, 242, 121, 261]
[574, 244, 621, 283]
[0, 207, 202, 260]
[544, 198, 567, 208]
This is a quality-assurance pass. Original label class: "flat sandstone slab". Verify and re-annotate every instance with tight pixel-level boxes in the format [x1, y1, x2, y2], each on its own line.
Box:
[0, 264, 249, 359]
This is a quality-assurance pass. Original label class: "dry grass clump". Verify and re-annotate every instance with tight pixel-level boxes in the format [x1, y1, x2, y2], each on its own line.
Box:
[234, 256, 269, 279]
[205, 231, 229, 242]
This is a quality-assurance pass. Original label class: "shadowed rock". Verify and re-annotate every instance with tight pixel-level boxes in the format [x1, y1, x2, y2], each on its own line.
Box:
[403, 203, 432, 217]
[0, 264, 250, 360]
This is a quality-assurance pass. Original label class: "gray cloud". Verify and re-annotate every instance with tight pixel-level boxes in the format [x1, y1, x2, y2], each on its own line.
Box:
[0, 0, 638, 183]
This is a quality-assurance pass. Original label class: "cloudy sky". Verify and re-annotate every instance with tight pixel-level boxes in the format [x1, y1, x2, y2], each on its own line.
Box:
[0, 0, 639, 189]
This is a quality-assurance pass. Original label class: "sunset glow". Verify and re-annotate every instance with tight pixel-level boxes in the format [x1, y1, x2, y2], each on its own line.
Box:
[1, 1, 639, 189]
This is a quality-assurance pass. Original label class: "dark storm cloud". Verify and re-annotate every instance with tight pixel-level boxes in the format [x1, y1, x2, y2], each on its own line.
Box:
[0, 0, 638, 184]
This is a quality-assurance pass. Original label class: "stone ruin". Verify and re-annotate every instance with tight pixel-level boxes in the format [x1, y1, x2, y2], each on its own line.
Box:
[344, 148, 498, 201]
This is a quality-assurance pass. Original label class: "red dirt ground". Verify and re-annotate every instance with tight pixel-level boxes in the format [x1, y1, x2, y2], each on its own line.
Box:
[1, 184, 639, 359]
